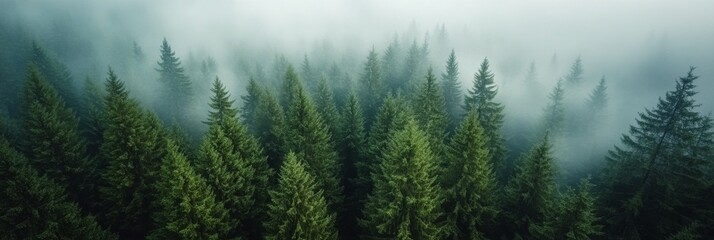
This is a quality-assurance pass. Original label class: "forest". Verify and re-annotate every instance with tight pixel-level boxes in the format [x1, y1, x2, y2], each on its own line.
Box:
[1, 1, 713, 239]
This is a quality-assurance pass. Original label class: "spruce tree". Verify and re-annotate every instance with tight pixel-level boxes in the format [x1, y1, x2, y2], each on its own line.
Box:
[359, 48, 384, 124]
[382, 36, 403, 93]
[285, 82, 342, 211]
[441, 49, 463, 132]
[255, 88, 287, 169]
[0, 137, 115, 239]
[337, 92, 367, 239]
[315, 76, 341, 140]
[241, 76, 263, 134]
[22, 67, 97, 211]
[541, 80, 566, 136]
[601, 68, 713, 239]
[401, 40, 424, 93]
[156, 38, 192, 121]
[361, 119, 444, 239]
[442, 110, 498, 240]
[149, 140, 229, 240]
[205, 77, 237, 126]
[80, 76, 106, 158]
[502, 134, 557, 239]
[100, 68, 167, 238]
[28, 42, 78, 110]
[301, 55, 319, 93]
[280, 64, 302, 111]
[264, 152, 338, 240]
[533, 179, 602, 239]
[584, 76, 608, 129]
[564, 56, 584, 85]
[463, 58, 507, 181]
[414, 67, 448, 157]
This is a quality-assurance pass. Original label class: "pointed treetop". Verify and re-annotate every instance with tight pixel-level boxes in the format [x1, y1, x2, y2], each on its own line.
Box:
[206, 77, 238, 125]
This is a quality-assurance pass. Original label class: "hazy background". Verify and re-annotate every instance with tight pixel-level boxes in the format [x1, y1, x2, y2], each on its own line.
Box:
[3, 0, 714, 182]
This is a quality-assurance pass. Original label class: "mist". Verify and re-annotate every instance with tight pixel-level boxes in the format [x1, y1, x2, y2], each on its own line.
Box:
[1, 0, 714, 239]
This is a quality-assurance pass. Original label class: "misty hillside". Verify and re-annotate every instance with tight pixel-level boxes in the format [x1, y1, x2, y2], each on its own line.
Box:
[1, 1, 713, 239]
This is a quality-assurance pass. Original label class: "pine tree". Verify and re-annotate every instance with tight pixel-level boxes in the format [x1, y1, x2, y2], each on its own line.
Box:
[441, 49, 463, 133]
[463, 58, 507, 181]
[442, 110, 498, 240]
[285, 83, 342, 211]
[415, 67, 448, 158]
[21, 67, 97, 211]
[564, 57, 584, 85]
[205, 77, 237, 126]
[80, 76, 105, 158]
[100, 68, 167, 238]
[280, 64, 302, 111]
[584, 76, 608, 129]
[542, 80, 566, 136]
[241, 76, 263, 134]
[301, 55, 319, 93]
[359, 48, 384, 124]
[149, 140, 229, 240]
[601, 68, 713, 239]
[328, 63, 352, 108]
[255, 88, 287, 169]
[0, 137, 116, 239]
[401, 40, 424, 93]
[534, 179, 602, 239]
[361, 119, 444, 239]
[358, 94, 410, 204]
[264, 152, 338, 240]
[502, 134, 557, 239]
[28, 42, 78, 110]
[315, 76, 341, 140]
[156, 38, 192, 121]
[337, 92, 367, 239]
[383, 35, 403, 93]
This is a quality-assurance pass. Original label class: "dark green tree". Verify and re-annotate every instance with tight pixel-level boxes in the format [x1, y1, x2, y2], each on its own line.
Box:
[382, 36, 403, 93]
[205, 77, 238, 126]
[241, 76, 263, 134]
[337, 92, 367, 239]
[502, 134, 557, 239]
[541, 80, 566, 136]
[584, 76, 608, 129]
[22, 67, 97, 211]
[285, 82, 342, 211]
[255, 87, 287, 169]
[533, 179, 602, 239]
[401, 40, 424, 94]
[442, 110, 498, 240]
[463, 58, 507, 181]
[149, 140, 229, 240]
[156, 38, 192, 121]
[564, 56, 584, 85]
[414, 67, 448, 158]
[80, 76, 106, 158]
[100, 69, 167, 238]
[361, 119, 444, 239]
[601, 68, 714, 239]
[301, 55, 319, 93]
[315, 76, 341, 140]
[441, 49, 463, 132]
[359, 48, 385, 124]
[264, 152, 338, 240]
[28, 42, 78, 110]
[0, 137, 115, 239]
[280, 65, 302, 111]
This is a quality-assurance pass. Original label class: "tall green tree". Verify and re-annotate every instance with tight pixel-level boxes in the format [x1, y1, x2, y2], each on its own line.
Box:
[241, 76, 263, 134]
[361, 119, 444, 239]
[501, 134, 557, 239]
[0, 137, 116, 240]
[255, 87, 287, 169]
[564, 56, 584, 85]
[80, 77, 106, 158]
[285, 82, 342, 211]
[21, 67, 97, 211]
[442, 110, 498, 240]
[584, 76, 608, 129]
[359, 48, 385, 124]
[264, 152, 338, 240]
[541, 80, 566, 136]
[156, 38, 192, 121]
[601, 68, 713, 239]
[28, 42, 78, 110]
[337, 92, 367, 239]
[205, 77, 237, 126]
[414, 67, 448, 157]
[401, 40, 424, 94]
[463, 58, 507, 181]
[149, 140, 229, 240]
[301, 55, 319, 93]
[315, 76, 341, 140]
[441, 49, 463, 132]
[532, 179, 602, 239]
[382, 35, 403, 93]
[280, 65, 302, 111]
[100, 68, 167, 238]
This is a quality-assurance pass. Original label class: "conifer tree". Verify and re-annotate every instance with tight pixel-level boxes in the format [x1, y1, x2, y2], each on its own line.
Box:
[315, 76, 341, 140]
[328, 63, 352, 108]
[301, 55, 319, 93]
[241, 76, 263, 133]
[382, 36, 403, 93]
[415, 67, 448, 157]
[601, 68, 713, 239]
[361, 120, 444, 239]
[502, 134, 557, 239]
[541, 80, 566, 136]
[442, 110, 498, 240]
[28, 42, 78, 109]
[81, 77, 105, 158]
[285, 82, 342, 211]
[255, 88, 288, 169]
[280, 64, 303, 111]
[401, 40, 424, 93]
[22, 67, 96, 211]
[0, 137, 115, 240]
[156, 38, 192, 121]
[533, 179, 602, 239]
[150, 140, 229, 240]
[441, 49, 463, 132]
[337, 92, 367, 238]
[100, 68, 167, 238]
[463, 58, 507, 181]
[564, 56, 584, 85]
[264, 152, 338, 240]
[359, 48, 384, 124]
[584, 76, 608, 129]
[205, 77, 238, 126]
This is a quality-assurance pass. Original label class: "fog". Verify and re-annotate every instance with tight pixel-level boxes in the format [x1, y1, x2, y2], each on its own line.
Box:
[3, 0, 714, 182]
